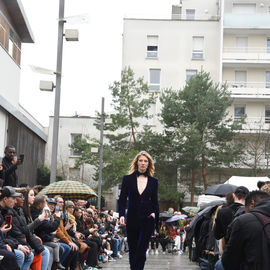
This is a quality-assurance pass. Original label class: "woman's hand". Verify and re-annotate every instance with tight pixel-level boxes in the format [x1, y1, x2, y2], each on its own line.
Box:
[119, 216, 126, 226]
[149, 213, 155, 219]
[0, 223, 12, 233]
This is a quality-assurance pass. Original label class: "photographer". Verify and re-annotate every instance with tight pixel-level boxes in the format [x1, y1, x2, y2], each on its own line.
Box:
[2, 146, 23, 187]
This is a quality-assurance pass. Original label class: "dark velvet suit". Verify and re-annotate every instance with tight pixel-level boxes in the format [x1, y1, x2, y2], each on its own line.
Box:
[118, 172, 159, 270]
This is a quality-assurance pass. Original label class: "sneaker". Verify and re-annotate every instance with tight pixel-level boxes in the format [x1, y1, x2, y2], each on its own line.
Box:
[117, 252, 123, 258]
[162, 251, 166, 255]
[104, 249, 113, 255]
[146, 249, 149, 255]
[108, 256, 116, 262]
[178, 250, 183, 255]
[173, 246, 177, 251]
[155, 250, 159, 255]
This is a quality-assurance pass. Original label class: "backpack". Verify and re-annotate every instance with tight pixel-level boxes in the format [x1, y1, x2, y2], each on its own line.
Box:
[251, 212, 270, 270]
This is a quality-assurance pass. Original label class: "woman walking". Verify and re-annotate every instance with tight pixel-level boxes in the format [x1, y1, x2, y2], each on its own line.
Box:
[118, 151, 159, 270]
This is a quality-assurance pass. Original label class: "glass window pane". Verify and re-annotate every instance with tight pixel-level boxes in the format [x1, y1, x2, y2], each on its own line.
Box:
[267, 38, 270, 53]
[266, 72, 270, 88]
[150, 69, 160, 84]
[186, 9, 195, 19]
[186, 70, 197, 82]
[232, 4, 256, 14]
[234, 105, 245, 116]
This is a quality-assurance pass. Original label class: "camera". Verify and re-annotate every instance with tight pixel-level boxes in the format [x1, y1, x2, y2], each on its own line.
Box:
[19, 154, 24, 163]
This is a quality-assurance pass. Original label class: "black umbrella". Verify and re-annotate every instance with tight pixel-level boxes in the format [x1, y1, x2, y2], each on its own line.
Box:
[204, 184, 238, 197]
[159, 212, 172, 221]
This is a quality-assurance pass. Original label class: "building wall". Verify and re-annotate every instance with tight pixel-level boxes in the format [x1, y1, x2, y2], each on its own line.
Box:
[45, 117, 100, 187]
[0, 107, 7, 155]
[7, 115, 45, 186]
[0, 45, 20, 107]
[224, 0, 270, 14]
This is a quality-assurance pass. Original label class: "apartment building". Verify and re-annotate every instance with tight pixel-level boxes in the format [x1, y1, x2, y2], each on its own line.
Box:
[0, 0, 47, 186]
[122, 0, 270, 179]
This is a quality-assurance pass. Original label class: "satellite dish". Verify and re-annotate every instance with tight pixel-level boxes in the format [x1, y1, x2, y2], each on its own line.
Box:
[60, 14, 89, 25]
[30, 65, 57, 75]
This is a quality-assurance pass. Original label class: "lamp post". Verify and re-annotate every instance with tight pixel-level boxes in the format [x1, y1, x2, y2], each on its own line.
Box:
[50, 0, 65, 183]
[97, 97, 105, 209]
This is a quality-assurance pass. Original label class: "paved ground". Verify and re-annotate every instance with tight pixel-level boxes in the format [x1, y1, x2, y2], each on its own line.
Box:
[102, 251, 200, 270]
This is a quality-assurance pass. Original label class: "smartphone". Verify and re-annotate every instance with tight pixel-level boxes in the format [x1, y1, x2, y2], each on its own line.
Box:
[19, 154, 24, 163]
[55, 205, 60, 213]
[4, 215, 12, 228]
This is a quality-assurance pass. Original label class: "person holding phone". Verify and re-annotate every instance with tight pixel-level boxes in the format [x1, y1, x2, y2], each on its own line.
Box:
[2, 145, 23, 187]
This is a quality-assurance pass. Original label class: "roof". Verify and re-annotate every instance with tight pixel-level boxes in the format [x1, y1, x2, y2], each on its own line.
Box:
[3, 0, 34, 43]
[224, 176, 270, 192]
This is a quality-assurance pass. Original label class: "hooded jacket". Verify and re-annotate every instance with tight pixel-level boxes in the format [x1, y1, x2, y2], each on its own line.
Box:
[222, 197, 270, 270]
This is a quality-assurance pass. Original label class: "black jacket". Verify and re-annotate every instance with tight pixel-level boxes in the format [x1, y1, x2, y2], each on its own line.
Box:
[214, 202, 243, 242]
[0, 206, 19, 250]
[222, 197, 270, 270]
[118, 172, 159, 229]
[30, 206, 60, 242]
[6, 207, 44, 254]
[2, 157, 18, 187]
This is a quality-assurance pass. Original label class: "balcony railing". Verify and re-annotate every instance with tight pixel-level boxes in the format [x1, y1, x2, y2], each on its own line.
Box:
[223, 47, 270, 62]
[172, 13, 219, 21]
[232, 117, 270, 131]
[225, 81, 270, 98]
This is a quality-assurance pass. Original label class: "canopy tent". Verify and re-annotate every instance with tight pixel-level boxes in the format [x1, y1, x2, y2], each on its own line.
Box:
[224, 176, 270, 191]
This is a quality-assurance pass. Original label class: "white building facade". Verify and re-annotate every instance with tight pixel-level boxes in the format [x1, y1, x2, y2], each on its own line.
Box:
[122, 0, 270, 172]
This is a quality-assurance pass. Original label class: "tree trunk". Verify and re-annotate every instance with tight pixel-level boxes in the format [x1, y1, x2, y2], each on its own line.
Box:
[191, 169, 195, 206]
[202, 154, 207, 190]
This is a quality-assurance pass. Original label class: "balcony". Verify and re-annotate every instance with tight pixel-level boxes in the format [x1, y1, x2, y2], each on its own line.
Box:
[172, 13, 219, 21]
[233, 117, 270, 132]
[223, 47, 270, 67]
[225, 81, 270, 100]
[224, 13, 270, 33]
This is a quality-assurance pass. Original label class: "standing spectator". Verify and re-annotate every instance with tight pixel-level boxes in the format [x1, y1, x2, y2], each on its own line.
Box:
[214, 186, 249, 244]
[2, 146, 23, 187]
[215, 191, 270, 270]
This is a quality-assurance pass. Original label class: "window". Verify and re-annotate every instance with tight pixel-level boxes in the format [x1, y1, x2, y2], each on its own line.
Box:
[267, 38, 270, 53]
[186, 9, 195, 20]
[149, 69, 161, 91]
[265, 139, 270, 159]
[147, 35, 158, 58]
[265, 106, 270, 123]
[8, 29, 14, 57]
[232, 4, 256, 14]
[70, 133, 82, 156]
[266, 72, 270, 88]
[192, 37, 204, 59]
[186, 70, 197, 82]
[235, 71, 247, 87]
[234, 104, 246, 120]
[236, 37, 248, 53]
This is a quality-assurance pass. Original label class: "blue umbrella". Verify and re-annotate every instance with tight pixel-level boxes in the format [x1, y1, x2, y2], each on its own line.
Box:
[166, 214, 187, 223]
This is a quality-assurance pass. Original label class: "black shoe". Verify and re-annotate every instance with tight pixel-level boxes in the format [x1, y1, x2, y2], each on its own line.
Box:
[56, 262, 66, 270]
[95, 265, 103, 269]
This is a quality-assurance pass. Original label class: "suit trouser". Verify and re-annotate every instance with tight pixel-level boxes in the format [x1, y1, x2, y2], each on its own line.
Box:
[127, 217, 155, 270]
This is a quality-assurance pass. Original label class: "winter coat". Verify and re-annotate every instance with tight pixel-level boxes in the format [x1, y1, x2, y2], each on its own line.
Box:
[2, 157, 18, 187]
[214, 202, 243, 243]
[30, 206, 60, 242]
[222, 197, 270, 270]
[6, 207, 44, 254]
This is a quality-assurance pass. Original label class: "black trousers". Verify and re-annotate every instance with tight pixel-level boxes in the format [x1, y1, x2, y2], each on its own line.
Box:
[159, 238, 169, 252]
[0, 249, 20, 270]
[84, 239, 98, 267]
[127, 217, 154, 270]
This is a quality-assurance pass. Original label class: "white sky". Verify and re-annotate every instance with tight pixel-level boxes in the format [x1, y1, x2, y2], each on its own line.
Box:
[19, 0, 178, 126]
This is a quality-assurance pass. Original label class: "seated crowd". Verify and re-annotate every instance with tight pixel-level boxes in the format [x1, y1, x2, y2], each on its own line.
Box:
[0, 185, 126, 270]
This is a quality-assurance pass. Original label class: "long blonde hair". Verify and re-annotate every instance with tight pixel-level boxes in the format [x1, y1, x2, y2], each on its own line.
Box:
[129, 151, 155, 177]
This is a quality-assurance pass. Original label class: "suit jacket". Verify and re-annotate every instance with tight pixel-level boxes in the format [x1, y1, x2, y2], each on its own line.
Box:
[118, 172, 159, 228]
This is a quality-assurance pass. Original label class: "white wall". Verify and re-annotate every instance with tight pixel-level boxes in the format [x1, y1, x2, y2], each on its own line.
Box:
[0, 48, 21, 107]
[0, 108, 7, 156]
